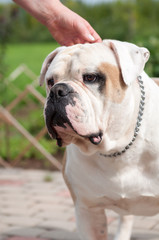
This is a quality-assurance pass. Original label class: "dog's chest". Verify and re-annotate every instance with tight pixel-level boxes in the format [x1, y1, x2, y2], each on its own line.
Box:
[66, 146, 159, 216]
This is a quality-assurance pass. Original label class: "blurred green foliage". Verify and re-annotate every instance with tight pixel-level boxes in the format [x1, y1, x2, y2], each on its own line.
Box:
[0, 43, 63, 166]
[1, 0, 159, 166]
[1, 0, 159, 76]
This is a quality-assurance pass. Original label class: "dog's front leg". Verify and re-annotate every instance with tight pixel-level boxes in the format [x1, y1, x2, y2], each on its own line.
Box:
[75, 204, 108, 240]
[114, 215, 134, 240]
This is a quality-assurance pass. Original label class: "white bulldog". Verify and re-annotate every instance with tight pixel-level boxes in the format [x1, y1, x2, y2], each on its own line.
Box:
[40, 40, 159, 240]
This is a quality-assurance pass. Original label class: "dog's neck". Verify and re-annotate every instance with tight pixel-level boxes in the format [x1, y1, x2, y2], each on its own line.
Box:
[100, 76, 145, 158]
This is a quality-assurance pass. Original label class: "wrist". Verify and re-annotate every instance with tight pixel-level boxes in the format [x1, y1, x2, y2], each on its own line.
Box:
[43, 0, 64, 30]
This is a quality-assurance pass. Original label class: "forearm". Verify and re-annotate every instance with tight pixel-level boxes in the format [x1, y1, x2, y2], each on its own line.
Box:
[13, 0, 62, 27]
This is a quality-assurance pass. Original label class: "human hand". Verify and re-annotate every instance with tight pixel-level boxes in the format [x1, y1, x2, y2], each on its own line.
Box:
[13, 0, 102, 46]
[46, 1, 102, 46]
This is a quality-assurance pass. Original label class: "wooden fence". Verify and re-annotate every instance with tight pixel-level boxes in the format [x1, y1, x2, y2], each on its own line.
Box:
[0, 64, 62, 171]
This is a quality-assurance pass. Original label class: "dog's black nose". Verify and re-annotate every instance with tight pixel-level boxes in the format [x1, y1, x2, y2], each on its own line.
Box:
[50, 83, 73, 99]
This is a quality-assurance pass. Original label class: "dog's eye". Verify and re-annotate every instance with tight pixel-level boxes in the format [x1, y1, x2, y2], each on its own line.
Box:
[83, 74, 97, 83]
[48, 78, 54, 87]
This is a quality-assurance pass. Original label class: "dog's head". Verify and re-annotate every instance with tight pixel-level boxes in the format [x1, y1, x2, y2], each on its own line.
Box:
[40, 40, 149, 154]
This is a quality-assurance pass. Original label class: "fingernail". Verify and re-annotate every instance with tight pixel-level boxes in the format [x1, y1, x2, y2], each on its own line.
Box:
[88, 34, 95, 41]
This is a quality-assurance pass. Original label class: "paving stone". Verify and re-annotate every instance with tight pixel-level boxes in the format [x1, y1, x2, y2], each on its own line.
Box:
[0, 207, 37, 216]
[39, 220, 76, 232]
[1, 168, 159, 240]
[0, 173, 21, 181]
[31, 203, 67, 211]
[26, 185, 53, 193]
[36, 209, 73, 221]
[1, 201, 25, 208]
[2, 216, 41, 227]
[6, 227, 46, 237]
[30, 196, 59, 203]
[40, 229, 79, 240]
[5, 237, 49, 240]
[0, 235, 6, 240]
[0, 188, 24, 195]
[132, 229, 159, 240]
[0, 223, 9, 233]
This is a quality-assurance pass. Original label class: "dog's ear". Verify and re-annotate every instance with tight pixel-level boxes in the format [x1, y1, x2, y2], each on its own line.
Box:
[39, 46, 66, 86]
[103, 40, 150, 85]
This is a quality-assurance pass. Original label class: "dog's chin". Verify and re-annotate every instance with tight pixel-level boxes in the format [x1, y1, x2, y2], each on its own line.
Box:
[45, 111, 103, 147]
[46, 121, 103, 148]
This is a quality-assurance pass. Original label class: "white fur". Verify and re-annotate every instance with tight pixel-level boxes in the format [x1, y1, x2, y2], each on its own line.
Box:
[40, 40, 159, 240]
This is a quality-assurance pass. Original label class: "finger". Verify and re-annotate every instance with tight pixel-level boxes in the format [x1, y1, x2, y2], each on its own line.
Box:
[87, 24, 102, 43]
[82, 23, 102, 43]
[74, 20, 93, 43]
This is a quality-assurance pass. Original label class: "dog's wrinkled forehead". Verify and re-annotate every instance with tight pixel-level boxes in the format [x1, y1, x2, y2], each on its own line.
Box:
[40, 40, 150, 87]
[45, 43, 118, 81]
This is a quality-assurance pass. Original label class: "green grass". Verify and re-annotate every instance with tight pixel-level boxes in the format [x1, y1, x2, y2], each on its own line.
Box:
[1, 42, 60, 104]
[4, 42, 59, 76]
[1, 42, 64, 164]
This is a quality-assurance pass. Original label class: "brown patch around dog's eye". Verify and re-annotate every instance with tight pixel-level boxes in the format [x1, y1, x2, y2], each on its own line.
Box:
[98, 62, 127, 103]
[83, 72, 106, 92]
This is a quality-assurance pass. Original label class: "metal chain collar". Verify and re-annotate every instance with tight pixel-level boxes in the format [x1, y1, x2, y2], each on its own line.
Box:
[100, 75, 145, 158]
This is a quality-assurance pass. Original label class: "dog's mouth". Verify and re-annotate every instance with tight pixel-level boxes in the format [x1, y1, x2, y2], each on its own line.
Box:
[88, 132, 103, 145]
[45, 98, 103, 147]
[45, 112, 103, 147]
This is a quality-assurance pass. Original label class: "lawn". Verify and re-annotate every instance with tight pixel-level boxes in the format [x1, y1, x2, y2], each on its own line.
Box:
[2, 42, 59, 104]
[1, 42, 63, 168]
[4, 42, 59, 76]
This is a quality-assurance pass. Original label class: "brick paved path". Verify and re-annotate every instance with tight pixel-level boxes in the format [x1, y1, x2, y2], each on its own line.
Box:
[0, 168, 159, 240]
